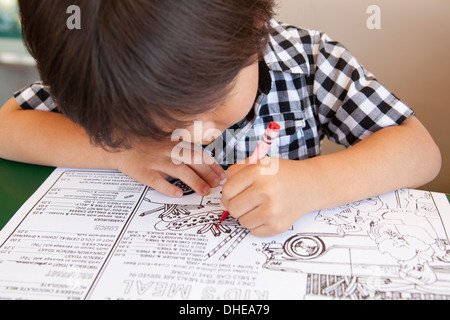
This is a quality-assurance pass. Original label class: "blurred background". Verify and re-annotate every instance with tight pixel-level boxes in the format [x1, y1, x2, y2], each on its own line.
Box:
[0, 0, 449, 193]
[0, 0, 39, 107]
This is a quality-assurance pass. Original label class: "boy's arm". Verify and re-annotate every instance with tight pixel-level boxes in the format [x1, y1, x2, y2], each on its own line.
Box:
[221, 115, 441, 237]
[0, 98, 225, 197]
[298, 116, 441, 212]
[222, 29, 441, 237]
[0, 98, 113, 169]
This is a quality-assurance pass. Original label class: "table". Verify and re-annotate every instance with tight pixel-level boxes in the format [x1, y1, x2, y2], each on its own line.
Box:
[1, 158, 449, 230]
[0, 159, 54, 228]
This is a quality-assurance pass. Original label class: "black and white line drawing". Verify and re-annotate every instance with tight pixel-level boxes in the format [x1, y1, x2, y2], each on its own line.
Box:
[138, 179, 250, 260]
[260, 189, 450, 299]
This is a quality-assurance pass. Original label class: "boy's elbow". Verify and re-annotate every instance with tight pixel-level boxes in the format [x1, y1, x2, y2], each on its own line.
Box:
[415, 123, 442, 186]
[0, 98, 22, 158]
[427, 139, 442, 183]
[0, 99, 12, 134]
[402, 116, 442, 187]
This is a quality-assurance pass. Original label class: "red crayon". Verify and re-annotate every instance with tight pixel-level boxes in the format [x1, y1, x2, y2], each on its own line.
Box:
[216, 122, 281, 230]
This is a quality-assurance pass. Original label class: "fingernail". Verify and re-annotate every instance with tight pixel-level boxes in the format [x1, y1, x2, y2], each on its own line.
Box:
[176, 190, 183, 198]
[220, 172, 227, 180]
[213, 177, 220, 186]
[203, 186, 210, 195]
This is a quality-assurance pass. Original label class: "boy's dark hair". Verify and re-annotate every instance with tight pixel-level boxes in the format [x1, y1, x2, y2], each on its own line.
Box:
[18, 0, 275, 149]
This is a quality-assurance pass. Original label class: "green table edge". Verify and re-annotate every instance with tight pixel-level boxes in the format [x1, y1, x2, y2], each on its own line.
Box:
[0, 159, 54, 228]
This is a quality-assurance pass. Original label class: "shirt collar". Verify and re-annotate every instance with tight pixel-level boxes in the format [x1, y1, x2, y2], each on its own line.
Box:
[262, 20, 311, 76]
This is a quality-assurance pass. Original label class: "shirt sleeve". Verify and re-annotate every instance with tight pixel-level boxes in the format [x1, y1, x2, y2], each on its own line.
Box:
[14, 82, 59, 112]
[313, 32, 414, 148]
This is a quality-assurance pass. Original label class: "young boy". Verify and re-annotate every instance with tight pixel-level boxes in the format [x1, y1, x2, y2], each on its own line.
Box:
[0, 0, 441, 237]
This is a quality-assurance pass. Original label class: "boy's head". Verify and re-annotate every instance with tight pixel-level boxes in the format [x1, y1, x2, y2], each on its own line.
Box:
[18, 0, 275, 149]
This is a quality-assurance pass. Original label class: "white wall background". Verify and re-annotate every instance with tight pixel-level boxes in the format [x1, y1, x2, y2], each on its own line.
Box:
[276, 0, 450, 193]
[0, 38, 39, 104]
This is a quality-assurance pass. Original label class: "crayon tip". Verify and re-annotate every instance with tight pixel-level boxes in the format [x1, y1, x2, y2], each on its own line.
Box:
[215, 211, 230, 231]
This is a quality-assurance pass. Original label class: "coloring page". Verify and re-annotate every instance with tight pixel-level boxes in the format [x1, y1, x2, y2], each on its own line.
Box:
[0, 168, 449, 300]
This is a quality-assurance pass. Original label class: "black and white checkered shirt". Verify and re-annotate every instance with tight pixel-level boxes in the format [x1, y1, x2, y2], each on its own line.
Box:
[14, 20, 414, 166]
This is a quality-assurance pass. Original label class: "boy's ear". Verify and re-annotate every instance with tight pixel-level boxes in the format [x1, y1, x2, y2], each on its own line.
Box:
[255, 19, 265, 29]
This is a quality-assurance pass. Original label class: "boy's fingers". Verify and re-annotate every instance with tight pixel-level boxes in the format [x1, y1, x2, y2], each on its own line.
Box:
[139, 170, 184, 198]
[226, 161, 247, 178]
[171, 141, 226, 186]
[226, 187, 262, 219]
[237, 207, 265, 231]
[250, 224, 287, 238]
[221, 166, 255, 206]
[140, 166, 211, 198]
[190, 144, 227, 183]
[188, 163, 222, 188]
[245, 206, 289, 238]
[207, 159, 227, 181]
[170, 163, 212, 196]
[188, 150, 225, 187]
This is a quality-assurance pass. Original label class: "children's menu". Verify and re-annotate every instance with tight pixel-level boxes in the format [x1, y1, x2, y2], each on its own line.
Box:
[1, 168, 450, 300]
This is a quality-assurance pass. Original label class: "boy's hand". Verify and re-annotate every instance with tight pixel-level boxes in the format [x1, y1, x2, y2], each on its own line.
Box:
[221, 158, 314, 237]
[113, 139, 226, 198]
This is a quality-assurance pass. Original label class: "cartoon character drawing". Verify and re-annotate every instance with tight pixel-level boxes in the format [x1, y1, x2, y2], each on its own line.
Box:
[261, 190, 450, 299]
[138, 179, 249, 260]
